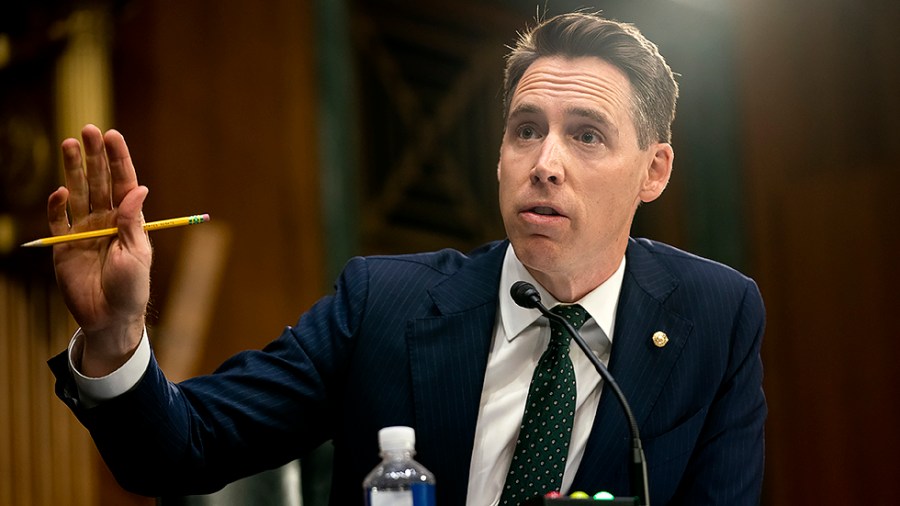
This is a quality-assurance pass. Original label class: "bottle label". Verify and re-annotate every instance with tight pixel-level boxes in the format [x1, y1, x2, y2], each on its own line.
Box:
[369, 490, 412, 506]
[368, 484, 435, 506]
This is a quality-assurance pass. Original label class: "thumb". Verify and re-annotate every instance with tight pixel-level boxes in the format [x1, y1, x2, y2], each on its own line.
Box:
[116, 185, 150, 249]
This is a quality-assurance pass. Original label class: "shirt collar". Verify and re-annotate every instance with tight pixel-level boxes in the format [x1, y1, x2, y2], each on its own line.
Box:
[498, 243, 626, 343]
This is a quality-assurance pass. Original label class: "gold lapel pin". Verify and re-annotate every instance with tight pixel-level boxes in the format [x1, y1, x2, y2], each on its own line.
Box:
[652, 331, 669, 348]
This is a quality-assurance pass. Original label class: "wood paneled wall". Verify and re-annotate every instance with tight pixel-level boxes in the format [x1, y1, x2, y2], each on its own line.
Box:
[106, 1, 326, 502]
[112, 0, 325, 374]
[737, 0, 900, 503]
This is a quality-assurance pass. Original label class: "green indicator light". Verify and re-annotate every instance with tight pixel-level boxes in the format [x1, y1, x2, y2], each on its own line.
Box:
[593, 491, 616, 500]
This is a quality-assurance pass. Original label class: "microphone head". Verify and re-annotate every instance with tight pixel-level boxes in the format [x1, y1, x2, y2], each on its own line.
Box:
[510, 281, 541, 309]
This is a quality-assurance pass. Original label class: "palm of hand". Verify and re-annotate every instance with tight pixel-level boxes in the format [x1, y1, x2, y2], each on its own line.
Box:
[53, 225, 151, 333]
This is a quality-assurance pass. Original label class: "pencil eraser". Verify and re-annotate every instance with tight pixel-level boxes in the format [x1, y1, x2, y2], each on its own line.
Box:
[202, 213, 210, 222]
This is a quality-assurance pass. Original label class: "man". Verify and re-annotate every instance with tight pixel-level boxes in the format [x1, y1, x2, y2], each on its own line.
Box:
[47, 12, 766, 506]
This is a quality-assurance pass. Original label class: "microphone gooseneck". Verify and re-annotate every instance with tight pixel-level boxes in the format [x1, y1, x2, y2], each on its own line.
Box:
[510, 281, 650, 506]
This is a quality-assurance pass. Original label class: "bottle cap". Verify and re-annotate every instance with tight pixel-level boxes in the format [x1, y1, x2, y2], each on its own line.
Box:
[378, 426, 416, 451]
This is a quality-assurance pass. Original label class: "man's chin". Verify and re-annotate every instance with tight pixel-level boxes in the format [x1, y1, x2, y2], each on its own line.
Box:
[511, 239, 566, 274]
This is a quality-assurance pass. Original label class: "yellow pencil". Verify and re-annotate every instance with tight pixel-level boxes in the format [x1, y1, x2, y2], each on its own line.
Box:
[21, 213, 210, 247]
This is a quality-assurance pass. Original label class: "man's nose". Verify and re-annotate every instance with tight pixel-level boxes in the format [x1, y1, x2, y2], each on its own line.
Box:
[531, 135, 565, 185]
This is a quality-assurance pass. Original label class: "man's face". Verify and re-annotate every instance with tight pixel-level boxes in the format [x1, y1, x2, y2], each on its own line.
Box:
[498, 56, 672, 293]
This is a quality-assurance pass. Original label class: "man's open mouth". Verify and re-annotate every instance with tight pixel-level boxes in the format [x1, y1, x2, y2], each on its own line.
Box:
[530, 206, 561, 216]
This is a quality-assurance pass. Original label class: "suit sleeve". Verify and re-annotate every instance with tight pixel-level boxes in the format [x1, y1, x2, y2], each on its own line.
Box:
[671, 278, 767, 505]
[47, 256, 372, 497]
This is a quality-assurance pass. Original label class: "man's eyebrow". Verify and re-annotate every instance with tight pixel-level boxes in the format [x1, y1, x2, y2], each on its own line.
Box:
[567, 106, 618, 138]
[507, 103, 542, 119]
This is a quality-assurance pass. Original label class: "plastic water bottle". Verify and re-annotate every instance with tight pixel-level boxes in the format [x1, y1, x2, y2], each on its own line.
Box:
[363, 426, 436, 506]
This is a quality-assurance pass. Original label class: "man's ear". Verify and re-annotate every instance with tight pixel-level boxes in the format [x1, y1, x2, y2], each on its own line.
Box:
[639, 143, 674, 203]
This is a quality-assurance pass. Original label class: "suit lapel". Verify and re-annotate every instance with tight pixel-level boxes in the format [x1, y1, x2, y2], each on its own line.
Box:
[406, 241, 506, 500]
[572, 239, 694, 492]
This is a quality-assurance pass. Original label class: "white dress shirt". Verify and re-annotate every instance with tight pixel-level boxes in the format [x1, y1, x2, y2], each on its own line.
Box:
[68, 326, 151, 407]
[465, 245, 624, 506]
[69, 243, 625, 504]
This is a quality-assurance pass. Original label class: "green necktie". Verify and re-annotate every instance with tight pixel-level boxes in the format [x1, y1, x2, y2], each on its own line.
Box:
[500, 304, 590, 506]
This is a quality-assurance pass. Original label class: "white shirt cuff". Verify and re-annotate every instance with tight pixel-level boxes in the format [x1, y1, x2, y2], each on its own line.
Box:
[67, 327, 151, 407]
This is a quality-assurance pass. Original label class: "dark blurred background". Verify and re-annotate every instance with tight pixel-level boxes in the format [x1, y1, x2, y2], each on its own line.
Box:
[1, 0, 898, 505]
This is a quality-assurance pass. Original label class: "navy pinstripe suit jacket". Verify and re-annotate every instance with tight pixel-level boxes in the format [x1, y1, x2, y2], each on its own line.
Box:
[50, 238, 766, 505]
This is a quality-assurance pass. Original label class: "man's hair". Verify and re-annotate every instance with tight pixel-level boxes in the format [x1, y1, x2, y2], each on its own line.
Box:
[503, 12, 678, 149]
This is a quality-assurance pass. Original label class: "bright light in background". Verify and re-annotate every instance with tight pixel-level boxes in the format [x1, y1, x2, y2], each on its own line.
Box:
[671, 0, 730, 12]
[0, 214, 13, 254]
[0, 34, 10, 69]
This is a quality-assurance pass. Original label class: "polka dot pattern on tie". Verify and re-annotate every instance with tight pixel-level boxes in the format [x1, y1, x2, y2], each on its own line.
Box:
[499, 304, 589, 506]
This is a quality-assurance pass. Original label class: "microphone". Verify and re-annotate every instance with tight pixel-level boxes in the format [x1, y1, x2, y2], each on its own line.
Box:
[511, 281, 650, 506]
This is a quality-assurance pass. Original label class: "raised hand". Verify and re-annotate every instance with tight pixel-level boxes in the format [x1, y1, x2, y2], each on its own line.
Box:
[47, 124, 152, 377]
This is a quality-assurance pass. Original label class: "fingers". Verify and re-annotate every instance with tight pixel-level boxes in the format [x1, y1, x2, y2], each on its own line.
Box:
[58, 124, 145, 241]
[82, 124, 112, 213]
[60, 124, 142, 223]
[61, 137, 89, 220]
[116, 185, 150, 250]
[104, 129, 139, 207]
[47, 186, 71, 236]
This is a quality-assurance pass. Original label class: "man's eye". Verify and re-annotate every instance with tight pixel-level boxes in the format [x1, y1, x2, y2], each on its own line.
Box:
[518, 125, 538, 139]
[579, 130, 600, 144]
